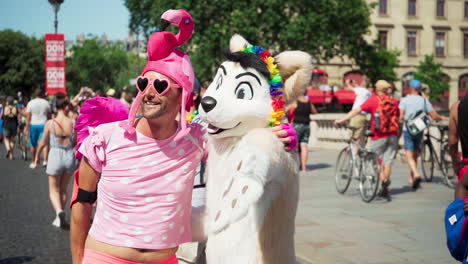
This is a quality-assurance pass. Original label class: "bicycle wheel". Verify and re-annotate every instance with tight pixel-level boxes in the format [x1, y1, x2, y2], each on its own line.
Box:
[441, 144, 457, 189]
[335, 147, 353, 194]
[359, 152, 381, 203]
[18, 132, 28, 161]
[420, 141, 434, 182]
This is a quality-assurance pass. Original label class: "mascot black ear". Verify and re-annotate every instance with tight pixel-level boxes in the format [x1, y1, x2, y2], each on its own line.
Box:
[275, 51, 313, 103]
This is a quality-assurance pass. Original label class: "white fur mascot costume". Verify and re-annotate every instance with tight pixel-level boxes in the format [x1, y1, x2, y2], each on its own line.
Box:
[198, 34, 312, 264]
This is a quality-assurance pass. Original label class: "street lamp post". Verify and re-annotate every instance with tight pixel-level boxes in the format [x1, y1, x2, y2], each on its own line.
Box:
[48, 0, 64, 33]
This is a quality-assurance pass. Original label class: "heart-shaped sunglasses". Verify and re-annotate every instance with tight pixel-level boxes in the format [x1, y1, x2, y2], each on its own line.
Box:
[135, 76, 180, 96]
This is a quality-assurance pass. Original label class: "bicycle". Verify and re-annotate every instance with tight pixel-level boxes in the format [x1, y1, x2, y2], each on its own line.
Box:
[335, 126, 381, 203]
[16, 125, 29, 161]
[420, 123, 456, 188]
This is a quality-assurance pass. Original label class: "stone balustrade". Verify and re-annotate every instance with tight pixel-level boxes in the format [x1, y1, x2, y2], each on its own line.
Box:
[308, 114, 449, 155]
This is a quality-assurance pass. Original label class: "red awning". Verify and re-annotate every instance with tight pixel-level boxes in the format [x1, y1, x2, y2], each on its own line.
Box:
[312, 68, 328, 76]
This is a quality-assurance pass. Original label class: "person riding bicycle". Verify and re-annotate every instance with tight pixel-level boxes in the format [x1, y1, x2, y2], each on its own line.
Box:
[400, 80, 446, 189]
[335, 80, 400, 200]
[344, 78, 371, 145]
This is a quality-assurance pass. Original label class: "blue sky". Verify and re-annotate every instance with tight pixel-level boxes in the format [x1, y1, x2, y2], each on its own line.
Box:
[0, 0, 131, 41]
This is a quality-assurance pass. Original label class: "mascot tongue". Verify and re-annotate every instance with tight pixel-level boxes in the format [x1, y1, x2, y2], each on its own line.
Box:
[120, 9, 195, 141]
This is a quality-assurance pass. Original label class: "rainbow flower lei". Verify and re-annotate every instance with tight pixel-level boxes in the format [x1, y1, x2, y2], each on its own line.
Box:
[240, 44, 286, 127]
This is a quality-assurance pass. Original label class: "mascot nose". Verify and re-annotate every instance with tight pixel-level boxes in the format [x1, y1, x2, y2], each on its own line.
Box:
[201, 96, 217, 113]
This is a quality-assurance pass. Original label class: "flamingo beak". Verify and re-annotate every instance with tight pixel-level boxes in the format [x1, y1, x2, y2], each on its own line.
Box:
[160, 19, 170, 31]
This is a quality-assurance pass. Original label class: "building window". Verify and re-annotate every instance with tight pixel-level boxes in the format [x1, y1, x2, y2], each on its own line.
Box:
[407, 31, 417, 56]
[378, 31, 388, 49]
[436, 0, 445, 17]
[464, 33, 468, 57]
[465, 1, 468, 18]
[459, 74, 468, 98]
[435, 32, 446, 57]
[408, 0, 417, 16]
[379, 0, 387, 15]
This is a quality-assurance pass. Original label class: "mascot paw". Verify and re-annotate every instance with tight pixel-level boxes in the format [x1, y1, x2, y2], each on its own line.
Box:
[210, 176, 263, 234]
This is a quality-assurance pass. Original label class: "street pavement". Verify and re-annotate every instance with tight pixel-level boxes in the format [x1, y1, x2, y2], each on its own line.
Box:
[0, 146, 457, 264]
[295, 149, 456, 264]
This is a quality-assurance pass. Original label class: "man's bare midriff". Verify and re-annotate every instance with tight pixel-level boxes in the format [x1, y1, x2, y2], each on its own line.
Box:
[85, 236, 178, 262]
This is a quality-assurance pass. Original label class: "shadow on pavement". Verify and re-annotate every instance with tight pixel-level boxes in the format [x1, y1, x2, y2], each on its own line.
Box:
[0, 256, 34, 264]
[307, 163, 332, 171]
[389, 185, 415, 196]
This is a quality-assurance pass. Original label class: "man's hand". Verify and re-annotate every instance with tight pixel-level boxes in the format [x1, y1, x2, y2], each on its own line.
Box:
[463, 200, 468, 215]
[334, 119, 344, 126]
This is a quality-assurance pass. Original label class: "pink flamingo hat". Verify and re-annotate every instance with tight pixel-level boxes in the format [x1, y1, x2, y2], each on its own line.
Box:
[120, 9, 195, 141]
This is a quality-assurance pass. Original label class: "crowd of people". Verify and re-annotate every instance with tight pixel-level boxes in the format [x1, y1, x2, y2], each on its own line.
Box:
[0, 86, 138, 228]
[335, 78, 447, 200]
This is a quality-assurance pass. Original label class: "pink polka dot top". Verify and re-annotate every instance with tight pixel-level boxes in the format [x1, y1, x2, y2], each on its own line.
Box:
[78, 121, 207, 249]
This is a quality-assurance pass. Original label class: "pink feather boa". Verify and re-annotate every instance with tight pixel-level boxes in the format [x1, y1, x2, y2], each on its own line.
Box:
[74, 96, 129, 159]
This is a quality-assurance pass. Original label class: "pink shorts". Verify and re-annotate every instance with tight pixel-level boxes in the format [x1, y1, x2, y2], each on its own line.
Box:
[82, 249, 178, 264]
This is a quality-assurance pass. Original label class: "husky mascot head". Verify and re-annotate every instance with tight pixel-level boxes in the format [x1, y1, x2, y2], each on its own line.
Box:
[199, 34, 313, 138]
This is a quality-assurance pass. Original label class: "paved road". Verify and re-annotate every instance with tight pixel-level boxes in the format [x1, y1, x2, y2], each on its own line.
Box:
[295, 149, 456, 264]
[0, 146, 457, 264]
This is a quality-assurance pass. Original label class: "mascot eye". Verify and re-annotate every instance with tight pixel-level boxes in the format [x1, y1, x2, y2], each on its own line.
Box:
[234, 82, 253, 100]
[215, 74, 223, 90]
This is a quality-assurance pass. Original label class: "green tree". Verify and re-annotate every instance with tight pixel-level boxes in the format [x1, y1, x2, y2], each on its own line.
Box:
[66, 38, 129, 95]
[0, 29, 45, 97]
[124, 0, 378, 82]
[413, 55, 450, 102]
[352, 41, 400, 86]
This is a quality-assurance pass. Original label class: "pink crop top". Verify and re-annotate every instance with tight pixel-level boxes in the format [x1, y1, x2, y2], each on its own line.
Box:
[78, 121, 207, 249]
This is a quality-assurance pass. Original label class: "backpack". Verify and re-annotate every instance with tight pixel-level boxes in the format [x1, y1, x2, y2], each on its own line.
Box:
[445, 198, 468, 262]
[405, 97, 431, 136]
[374, 95, 399, 134]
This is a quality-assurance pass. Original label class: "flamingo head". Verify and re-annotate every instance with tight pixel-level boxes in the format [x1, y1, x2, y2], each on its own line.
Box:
[160, 9, 194, 46]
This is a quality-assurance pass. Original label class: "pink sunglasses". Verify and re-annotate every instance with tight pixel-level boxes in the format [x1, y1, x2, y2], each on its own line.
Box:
[135, 76, 179, 96]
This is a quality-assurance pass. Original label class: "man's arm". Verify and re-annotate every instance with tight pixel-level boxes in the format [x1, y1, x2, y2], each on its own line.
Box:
[310, 102, 318, 115]
[455, 170, 468, 199]
[334, 107, 362, 125]
[70, 158, 100, 264]
[399, 109, 406, 122]
[428, 111, 447, 122]
[35, 120, 51, 164]
[24, 111, 31, 134]
[449, 101, 460, 176]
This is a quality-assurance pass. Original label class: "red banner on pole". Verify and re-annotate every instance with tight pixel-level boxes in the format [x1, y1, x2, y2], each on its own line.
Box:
[45, 33, 66, 95]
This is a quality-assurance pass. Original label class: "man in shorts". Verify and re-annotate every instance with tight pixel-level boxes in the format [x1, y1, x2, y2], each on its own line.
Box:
[335, 80, 400, 199]
[345, 79, 371, 144]
[25, 88, 51, 168]
[400, 80, 446, 188]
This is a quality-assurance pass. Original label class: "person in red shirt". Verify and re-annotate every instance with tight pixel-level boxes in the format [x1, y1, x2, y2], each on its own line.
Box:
[335, 80, 400, 199]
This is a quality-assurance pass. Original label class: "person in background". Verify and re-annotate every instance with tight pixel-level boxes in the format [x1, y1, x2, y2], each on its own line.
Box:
[399, 80, 446, 189]
[25, 89, 51, 168]
[94, 89, 106, 97]
[345, 78, 371, 145]
[106, 88, 117, 98]
[336, 80, 400, 200]
[0, 96, 4, 144]
[72, 87, 94, 108]
[37, 98, 76, 228]
[286, 91, 318, 171]
[120, 87, 133, 109]
[2, 96, 19, 160]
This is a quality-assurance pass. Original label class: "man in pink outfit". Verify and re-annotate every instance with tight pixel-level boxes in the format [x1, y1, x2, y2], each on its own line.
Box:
[70, 10, 295, 264]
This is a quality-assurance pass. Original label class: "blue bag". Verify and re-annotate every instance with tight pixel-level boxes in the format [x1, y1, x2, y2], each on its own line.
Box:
[445, 198, 468, 262]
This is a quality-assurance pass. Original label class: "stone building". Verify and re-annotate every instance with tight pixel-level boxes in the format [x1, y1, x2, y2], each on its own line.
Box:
[319, 0, 468, 110]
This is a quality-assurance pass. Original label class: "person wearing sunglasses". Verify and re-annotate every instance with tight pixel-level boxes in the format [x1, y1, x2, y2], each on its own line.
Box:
[70, 10, 296, 264]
